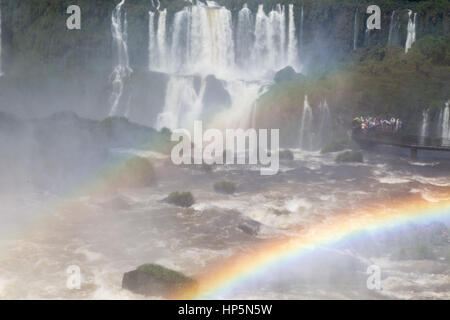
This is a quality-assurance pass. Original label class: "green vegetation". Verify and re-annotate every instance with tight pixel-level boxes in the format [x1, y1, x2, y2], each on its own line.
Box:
[166, 191, 195, 208]
[257, 35, 450, 139]
[214, 180, 237, 194]
[137, 264, 195, 285]
[336, 150, 363, 163]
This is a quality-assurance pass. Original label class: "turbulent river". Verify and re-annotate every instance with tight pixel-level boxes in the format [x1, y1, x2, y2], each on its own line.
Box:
[0, 146, 449, 299]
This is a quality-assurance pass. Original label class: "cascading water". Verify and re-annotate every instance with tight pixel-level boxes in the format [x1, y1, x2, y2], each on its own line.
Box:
[156, 76, 206, 131]
[419, 109, 429, 145]
[405, 10, 417, 53]
[442, 101, 450, 141]
[148, 11, 157, 70]
[299, 95, 313, 150]
[353, 9, 359, 50]
[299, 6, 304, 53]
[388, 10, 395, 46]
[236, 4, 253, 69]
[317, 100, 331, 147]
[150, 2, 300, 130]
[109, 0, 133, 116]
[287, 4, 299, 70]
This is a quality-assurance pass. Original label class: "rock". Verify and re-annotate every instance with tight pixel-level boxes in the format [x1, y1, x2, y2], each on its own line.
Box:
[278, 149, 294, 160]
[238, 220, 261, 236]
[202, 75, 231, 116]
[335, 151, 363, 163]
[273, 66, 303, 84]
[321, 139, 349, 154]
[122, 264, 197, 297]
[214, 180, 237, 194]
[164, 191, 195, 208]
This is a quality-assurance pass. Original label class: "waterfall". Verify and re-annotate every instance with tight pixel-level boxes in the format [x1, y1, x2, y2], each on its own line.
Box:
[299, 5, 304, 51]
[149, 2, 300, 129]
[318, 100, 331, 146]
[353, 8, 358, 50]
[442, 101, 450, 140]
[156, 76, 206, 131]
[387, 11, 395, 46]
[0, 6, 3, 77]
[156, 9, 167, 70]
[287, 4, 298, 70]
[405, 10, 417, 53]
[236, 4, 253, 69]
[148, 11, 157, 70]
[109, 0, 133, 116]
[252, 4, 288, 73]
[420, 109, 429, 138]
[299, 95, 313, 150]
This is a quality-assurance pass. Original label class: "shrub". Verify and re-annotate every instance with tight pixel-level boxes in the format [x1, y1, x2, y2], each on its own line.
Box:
[166, 191, 195, 208]
[336, 151, 363, 163]
[213, 180, 237, 194]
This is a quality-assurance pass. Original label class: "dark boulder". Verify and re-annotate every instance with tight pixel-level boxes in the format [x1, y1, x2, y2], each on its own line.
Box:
[273, 66, 303, 84]
[122, 264, 197, 297]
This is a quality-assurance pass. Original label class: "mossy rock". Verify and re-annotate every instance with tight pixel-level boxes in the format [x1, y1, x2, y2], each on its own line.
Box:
[214, 180, 237, 194]
[321, 139, 349, 154]
[336, 151, 363, 163]
[278, 149, 294, 160]
[122, 263, 197, 297]
[165, 191, 195, 208]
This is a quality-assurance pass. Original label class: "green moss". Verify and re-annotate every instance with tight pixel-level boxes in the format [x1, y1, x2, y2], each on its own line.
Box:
[214, 180, 237, 194]
[166, 191, 195, 208]
[336, 150, 363, 163]
[137, 264, 194, 285]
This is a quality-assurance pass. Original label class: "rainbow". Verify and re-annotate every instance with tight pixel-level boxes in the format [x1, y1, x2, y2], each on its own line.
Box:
[172, 194, 450, 299]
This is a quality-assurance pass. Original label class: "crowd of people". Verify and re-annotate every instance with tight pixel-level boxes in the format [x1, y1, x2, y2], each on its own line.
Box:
[352, 116, 404, 133]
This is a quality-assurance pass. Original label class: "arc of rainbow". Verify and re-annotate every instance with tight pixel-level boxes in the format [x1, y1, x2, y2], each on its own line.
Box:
[172, 195, 450, 299]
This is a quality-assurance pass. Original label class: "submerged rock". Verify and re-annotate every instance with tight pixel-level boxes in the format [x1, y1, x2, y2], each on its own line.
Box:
[122, 264, 197, 297]
[214, 180, 237, 194]
[336, 151, 363, 163]
[164, 191, 195, 208]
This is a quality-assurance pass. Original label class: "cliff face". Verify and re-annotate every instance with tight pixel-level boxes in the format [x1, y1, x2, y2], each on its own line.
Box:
[0, 0, 448, 122]
[1, 0, 448, 75]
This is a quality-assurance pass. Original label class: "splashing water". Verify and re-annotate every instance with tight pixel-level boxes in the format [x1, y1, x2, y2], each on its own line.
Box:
[419, 108, 429, 145]
[109, 0, 133, 116]
[405, 10, 417, 53]
[150, 2, 301, 130]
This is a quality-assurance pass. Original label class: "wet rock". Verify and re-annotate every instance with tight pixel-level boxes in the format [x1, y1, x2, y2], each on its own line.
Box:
[122, 264, 197, 297]
[335, 150, 363, 163]
[238, 220, 261, 236]
[164, 191, 195, 208]
[274, 66, 304, 84]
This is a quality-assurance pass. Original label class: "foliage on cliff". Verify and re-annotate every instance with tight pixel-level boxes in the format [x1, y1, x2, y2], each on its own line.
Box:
[257, 35, 450, 140]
